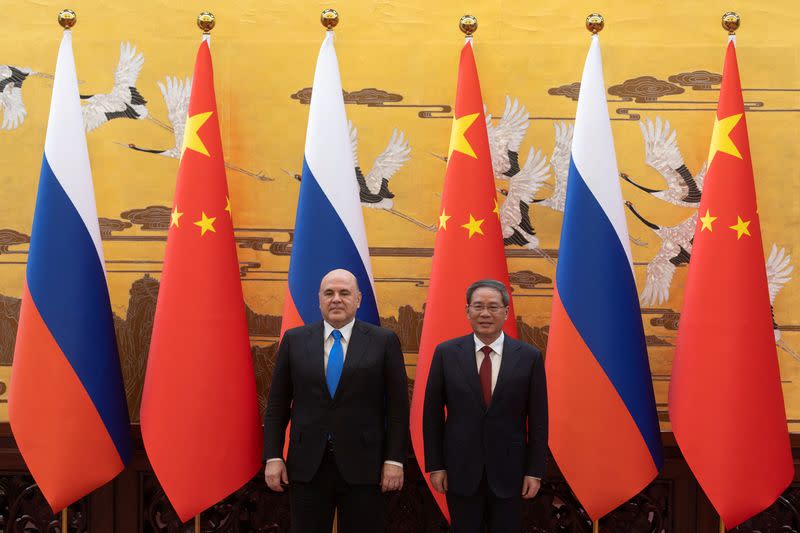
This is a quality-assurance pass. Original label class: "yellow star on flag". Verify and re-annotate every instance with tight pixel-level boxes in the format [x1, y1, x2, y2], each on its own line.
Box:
[170, 205, 183, 228]
[439, 209, 451, 230]
[181, 111, 214, 157]
[493, 199, 500, 216]
[461, 214, 485, 238]
[699, 210, 717, 232]
[448, 112, 479, 159]
[707, 113, 743, 167]
[225, 196, 232, 215]
[194, 212, 217, 236]
[729, 215, 751, 240]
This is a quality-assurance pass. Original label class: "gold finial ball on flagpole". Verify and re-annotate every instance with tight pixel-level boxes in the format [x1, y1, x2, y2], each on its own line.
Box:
[197, 12, 216, 34]
[586, 13, 604, 34]
[321, 9, 339, 30]
[58, 9, 77, 30]
[459, 15, 478, 36]
[721, 12, 740, 34]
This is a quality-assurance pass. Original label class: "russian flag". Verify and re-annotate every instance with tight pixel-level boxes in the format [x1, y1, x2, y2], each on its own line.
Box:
[282, 30, 379, 331]
[545, 34, 663, 519]
[8, 30, 131, 512]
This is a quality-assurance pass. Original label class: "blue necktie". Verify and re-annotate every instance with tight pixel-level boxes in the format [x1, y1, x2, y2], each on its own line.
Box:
[327, 330, 344, 397]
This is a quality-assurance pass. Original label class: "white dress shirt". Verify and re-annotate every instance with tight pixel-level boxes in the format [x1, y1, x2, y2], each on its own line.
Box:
[268, 319, 402, 469]
[474, 332, 504, 394]
[323, 319, 355, 371]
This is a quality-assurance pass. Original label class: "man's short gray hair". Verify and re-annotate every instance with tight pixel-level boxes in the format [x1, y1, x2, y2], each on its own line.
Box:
[465, 279, 510, 306]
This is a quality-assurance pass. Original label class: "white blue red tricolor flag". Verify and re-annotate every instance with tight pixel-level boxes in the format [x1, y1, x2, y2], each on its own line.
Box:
[9, 30, 131, 512]
[545, 34, 663, 519]
[281, 31, 379, 332]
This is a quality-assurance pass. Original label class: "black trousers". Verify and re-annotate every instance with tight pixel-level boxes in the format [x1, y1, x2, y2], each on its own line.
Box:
[445, 473, 522, 533]
[289, 442, 385, 533]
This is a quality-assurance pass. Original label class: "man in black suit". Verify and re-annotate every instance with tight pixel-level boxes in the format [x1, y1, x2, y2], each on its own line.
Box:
[423, 279, 548, 533]
[263, 269, 409, 533]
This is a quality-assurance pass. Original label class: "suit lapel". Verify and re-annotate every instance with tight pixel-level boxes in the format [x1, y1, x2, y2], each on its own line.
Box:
[332, 320, 370, 403]
[454, 335, 485, 409]
[306, 322, 328, 398]
[490, 335, 521, 407]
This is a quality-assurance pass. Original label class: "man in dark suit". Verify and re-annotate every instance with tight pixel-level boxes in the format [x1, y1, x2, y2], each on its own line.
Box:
[263, 269, 409, 533]
[423, 279, 548, 533]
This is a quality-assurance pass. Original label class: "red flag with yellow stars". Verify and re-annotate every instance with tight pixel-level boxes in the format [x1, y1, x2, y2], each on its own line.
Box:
[669, 39, 792, 529]
[409, 38, 518, 520]
[140, 38, 261, 522]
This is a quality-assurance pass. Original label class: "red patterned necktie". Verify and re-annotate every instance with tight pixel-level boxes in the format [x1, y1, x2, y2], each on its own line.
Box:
[479, 345, 493, 406]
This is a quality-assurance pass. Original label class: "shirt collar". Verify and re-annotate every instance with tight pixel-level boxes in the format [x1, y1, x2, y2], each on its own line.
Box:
[324, 318, 356, 343]
[474, 331, 505, 356]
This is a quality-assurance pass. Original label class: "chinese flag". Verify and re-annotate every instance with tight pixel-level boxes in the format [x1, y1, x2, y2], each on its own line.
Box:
[140, 39, 261, 522]
[409, 39, 517, 521]
[669, 39, 792, 529]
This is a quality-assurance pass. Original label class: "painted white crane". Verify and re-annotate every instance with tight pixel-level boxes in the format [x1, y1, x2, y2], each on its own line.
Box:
[0, 65, 38, 130]
[534, 121, 574, 213]
[82, 42, 148, 132]
[348, 121, 410, 210]
[621, 117, 705, 207]
[765, 244, 798, 359]
[128, 76, 190, 158]
[625, 200, 696, 306]
[486, 96, 530, 178]
[497, 147, 550, 250]
[344, 121, 434, 230]
[124, 75, 271, 181]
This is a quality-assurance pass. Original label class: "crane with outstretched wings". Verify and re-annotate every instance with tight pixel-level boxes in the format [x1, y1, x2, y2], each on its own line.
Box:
[485, 96, 529, 178]
[498, 147, 550, 250]
[349, 121, 411, 210]
[621, 117, 705, 207]
[82, 42, 148, 132]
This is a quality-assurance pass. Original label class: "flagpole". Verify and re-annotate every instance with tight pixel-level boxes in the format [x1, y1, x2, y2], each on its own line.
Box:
[57, 14, 75, 528]
[193, 14, 213, 532]
[715, 16, 739, 533]
[587, 14, 607, 531]
[193, 14, 214, 533]
[57, 11, 77, 533]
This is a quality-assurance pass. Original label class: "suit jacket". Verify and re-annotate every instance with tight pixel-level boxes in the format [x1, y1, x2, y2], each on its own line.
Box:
[263, 320, 409, 485]
[422, 334, 548, 498]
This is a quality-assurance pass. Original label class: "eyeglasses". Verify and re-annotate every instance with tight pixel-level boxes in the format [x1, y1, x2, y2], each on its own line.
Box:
[468, 304, 507, 314]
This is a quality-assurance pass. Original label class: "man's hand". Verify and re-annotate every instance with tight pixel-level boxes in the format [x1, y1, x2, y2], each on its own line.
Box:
[380, 463, 404, 492]
[264, 460, 288, 492]
[521, 476, 541, 499]
[429, 471, 448, 493]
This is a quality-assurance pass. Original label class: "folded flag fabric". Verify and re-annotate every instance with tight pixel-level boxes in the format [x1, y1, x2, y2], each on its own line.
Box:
[9, 29, 131, 513]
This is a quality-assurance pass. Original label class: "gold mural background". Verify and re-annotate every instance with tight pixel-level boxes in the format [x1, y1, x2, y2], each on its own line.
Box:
[1, 1, 799, 430]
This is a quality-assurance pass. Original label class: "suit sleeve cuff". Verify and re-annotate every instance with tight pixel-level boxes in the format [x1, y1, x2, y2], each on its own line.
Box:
[384, 460, 404, 469]
[266, 458, 285, 464]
